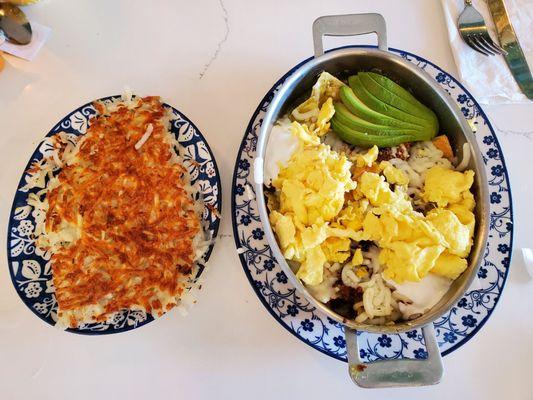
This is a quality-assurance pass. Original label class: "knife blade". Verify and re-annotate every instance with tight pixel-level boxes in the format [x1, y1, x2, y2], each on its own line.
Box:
[487, 0, 533, 100]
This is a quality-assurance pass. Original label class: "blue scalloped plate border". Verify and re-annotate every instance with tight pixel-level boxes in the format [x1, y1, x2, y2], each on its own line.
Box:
[231, 46, 514, 362]
[7, 95, 222, 335]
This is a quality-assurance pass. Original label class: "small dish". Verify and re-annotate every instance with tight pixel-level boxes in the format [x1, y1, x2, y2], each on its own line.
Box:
[7, 95, 222, 334]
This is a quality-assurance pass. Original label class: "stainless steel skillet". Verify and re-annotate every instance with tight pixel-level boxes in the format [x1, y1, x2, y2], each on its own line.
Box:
[253, 13, 489, 388]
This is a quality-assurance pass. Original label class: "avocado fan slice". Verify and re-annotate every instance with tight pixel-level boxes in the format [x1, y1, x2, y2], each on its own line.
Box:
[357, 72, 432, 121]
[339, 86, 425, 132]
[364, 71, 428, 108]
[334, 102, 424, 137]
[331, 117, 417, 148]
[348, 75, 437, 134]
[357, 72, 440, 136]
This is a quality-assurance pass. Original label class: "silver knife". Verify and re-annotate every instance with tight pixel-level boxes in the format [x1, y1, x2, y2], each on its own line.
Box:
[487, 0, 533, 99]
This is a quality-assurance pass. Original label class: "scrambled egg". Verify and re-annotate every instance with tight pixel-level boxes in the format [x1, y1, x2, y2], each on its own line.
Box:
[356, 145, 379, 167]
[426, 209, 471, 257]
[270, 99, 476, 287]
[314, 98, 335, 137]
[335, 201, 368, 231]
[432, 251, 468, 280]
[269, 100, 355, 285]
[291, 72, 344, 125]
[353, 165, 475, 283]
[273, 144, 355, 226]
[380, 161, 409, 185]
[352, 248, 364, 266]
[322, 237, 351, 263]
[422, 166, 474, 207]
[290, 98, 335, 143]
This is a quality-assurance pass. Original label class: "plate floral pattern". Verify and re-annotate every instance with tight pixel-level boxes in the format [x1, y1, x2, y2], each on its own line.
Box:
[8, 96, 222, 334]
[231, 47, 513, 362]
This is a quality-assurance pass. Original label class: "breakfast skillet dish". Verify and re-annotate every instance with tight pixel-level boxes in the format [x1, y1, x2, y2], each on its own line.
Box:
[264, 72, 476, 325]
[24, 94, 209, 329]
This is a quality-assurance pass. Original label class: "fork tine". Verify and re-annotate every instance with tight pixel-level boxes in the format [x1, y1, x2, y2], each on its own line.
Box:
[465, 36, 490, 56]
[480, 33, 508, 55]
[477, 35, 502, 55]
[473, 35, 496, 55]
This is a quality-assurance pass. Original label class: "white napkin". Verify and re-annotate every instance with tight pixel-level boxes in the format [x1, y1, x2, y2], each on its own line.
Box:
[0, 21, 51, 61]
[441, 0, 533, 104]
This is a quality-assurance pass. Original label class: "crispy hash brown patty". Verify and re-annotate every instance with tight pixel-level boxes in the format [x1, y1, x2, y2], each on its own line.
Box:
[44, 97, 201, 327]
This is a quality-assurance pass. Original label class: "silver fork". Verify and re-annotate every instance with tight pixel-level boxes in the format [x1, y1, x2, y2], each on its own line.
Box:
[457, 0, 507, 56]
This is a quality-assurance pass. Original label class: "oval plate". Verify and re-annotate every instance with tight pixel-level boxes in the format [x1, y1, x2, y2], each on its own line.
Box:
[7, 95, 222, 334]
[232, 47, 513, 362]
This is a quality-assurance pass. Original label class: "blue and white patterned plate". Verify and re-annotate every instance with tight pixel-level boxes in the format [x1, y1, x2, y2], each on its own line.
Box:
[7, 96, 222, 334]
[232, 47, 514, 362]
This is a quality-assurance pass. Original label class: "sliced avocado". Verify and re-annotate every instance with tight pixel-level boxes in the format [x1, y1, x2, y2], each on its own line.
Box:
[363, 72, 426, 108]
[331, 117, 417, 148]
[358, 73, 427, 116]
[339, 86, 426, 131]
[334, 102, 423, 137]
[358, 72, 439, 133]
[348, 75, 437, 135]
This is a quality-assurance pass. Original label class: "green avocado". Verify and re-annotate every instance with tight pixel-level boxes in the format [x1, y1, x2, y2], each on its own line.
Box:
[363, 72, 428, 109]
[331, 117, 417, 148]
[334, 102, 423, 137]
[339, 86, 425, 132]
[358, 73, 437, 125]
[348, 75, 438, 136]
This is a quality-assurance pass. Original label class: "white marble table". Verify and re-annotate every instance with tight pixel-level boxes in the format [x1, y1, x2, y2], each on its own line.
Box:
[1, 1, 531, 398]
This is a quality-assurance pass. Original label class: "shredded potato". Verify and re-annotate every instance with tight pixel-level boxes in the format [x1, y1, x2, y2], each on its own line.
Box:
[31, 96, 207, 328]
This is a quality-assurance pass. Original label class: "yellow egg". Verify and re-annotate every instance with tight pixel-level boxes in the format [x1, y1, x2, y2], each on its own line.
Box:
[347, 170, 465, 283]
[291, 121, 320, 146]
[363, 212, 416, 244]
[326, 226, 363, 241]
[381, 243, 444, 283]
[447, 204, 475, 237]
[270, 101, 476, 288]
[269, 211, 295, 248]
[291, 72, 344, 124]
[275, 145, 355, 226]
[301, 224, 328, 250]
[381, 161, 409, 185]
[291, 97, 319, 123]
[358, 172, 394, 205]
[297, 246, 327, 285]
[356, 145, 379, 168]
[432, 251, 468, 280]
[322, 237, 351, 263]
[356, 266, 369, 278]
[270, 122, 357, 285]
[352, 248, 364, 266]
[279, 180, 308, 225]
[422, 166, 475, 207]
[358, 172, 413, 214]
[310, 71, 346, 105]
[314, 98, 335, 137]
[335, 200, 368, 231]
[361, 212, 382, 241]
[426, 208, 471, 257]
[457, 191, 476, 211]
[269, 211, 300, 260]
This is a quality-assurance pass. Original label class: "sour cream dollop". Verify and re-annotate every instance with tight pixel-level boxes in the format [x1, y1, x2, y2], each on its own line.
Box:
[263, 118, 299, 186]
[385, 273, 453, 319]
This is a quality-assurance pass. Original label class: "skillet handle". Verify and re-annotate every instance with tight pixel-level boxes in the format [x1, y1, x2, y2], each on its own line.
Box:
[345, 324, 443, 388]
[313, 13, 388, 57]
